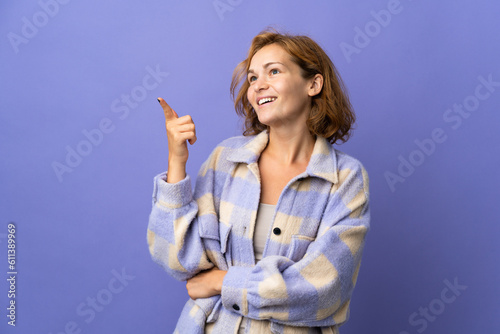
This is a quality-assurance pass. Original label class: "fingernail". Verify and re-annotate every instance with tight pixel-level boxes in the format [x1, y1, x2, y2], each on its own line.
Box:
[157, 98, 160, 103]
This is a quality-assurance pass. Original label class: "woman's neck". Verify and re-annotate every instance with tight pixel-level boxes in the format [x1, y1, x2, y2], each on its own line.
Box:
[265, 126, 315, 166]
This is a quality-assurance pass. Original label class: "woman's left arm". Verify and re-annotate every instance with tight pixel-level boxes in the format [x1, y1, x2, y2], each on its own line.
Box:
[219, 163, 370, 328]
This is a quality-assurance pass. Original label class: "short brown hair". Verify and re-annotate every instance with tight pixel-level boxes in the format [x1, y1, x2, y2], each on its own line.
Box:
[231, 29, 355, 144]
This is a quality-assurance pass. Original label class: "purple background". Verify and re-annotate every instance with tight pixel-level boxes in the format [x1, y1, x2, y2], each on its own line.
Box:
[1, 1, 499, 333]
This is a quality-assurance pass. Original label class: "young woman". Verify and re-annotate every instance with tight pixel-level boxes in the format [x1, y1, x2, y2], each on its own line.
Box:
[147, 29, 370, 334]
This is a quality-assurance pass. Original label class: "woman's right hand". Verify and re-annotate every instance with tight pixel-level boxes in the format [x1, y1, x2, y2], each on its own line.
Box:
[158, 97, 197, 183]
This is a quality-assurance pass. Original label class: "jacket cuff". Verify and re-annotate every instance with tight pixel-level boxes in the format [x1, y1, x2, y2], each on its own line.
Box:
[221, 266, 252, 316]
[152, 172, 192, 208]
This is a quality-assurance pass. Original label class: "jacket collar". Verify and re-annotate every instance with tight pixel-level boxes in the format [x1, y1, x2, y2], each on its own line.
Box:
[226, 130, 338, 184]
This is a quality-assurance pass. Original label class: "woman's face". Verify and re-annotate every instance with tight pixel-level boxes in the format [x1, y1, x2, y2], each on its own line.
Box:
[246, 44, 317, 130]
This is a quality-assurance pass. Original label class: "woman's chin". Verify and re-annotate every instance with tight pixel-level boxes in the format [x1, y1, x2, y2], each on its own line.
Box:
[256, 113, 275, 127]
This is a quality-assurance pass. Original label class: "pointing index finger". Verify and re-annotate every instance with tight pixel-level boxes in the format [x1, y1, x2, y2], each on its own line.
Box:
[157, 97, 178, 121]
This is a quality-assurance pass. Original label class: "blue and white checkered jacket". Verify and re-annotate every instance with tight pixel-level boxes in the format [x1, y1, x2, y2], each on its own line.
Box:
[147, 130, 370, 334]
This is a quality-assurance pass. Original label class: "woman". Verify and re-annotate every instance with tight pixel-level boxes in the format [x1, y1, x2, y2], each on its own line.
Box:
[147, 29, 370, 333]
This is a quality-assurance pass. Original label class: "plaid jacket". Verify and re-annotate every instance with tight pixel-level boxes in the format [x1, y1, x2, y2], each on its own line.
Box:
[147, 131, 370, 334]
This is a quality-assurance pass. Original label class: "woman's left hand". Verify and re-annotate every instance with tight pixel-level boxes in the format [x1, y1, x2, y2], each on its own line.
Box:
[186, 268, 227, 300]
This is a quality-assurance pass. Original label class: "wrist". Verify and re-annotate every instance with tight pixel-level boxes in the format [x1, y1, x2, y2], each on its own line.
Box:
[168, 155, 188, 165]
[214, 270, 227, 294]
[166, 159, 186, 183]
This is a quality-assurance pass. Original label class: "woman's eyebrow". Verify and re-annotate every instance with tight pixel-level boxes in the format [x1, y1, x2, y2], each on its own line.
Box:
[248, 62, 286, 74]
[263, 61, 285, 68]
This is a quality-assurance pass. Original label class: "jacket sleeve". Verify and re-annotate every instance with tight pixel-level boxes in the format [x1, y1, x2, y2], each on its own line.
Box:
[147, 147, 227, 281]
[220, 163, 370, 327]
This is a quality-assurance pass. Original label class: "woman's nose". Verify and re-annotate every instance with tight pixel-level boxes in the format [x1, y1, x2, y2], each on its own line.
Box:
[253, 76, 268, 91]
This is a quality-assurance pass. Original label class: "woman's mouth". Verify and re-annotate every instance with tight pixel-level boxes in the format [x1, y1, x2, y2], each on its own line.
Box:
[257, 97, 277, 106]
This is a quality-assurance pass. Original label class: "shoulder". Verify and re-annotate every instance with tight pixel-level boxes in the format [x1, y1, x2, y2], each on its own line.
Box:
[200, 134, 257, 173]
[334, 149, 367, 175]
[195, 134, 257, 191]
[208, 134, 254, 161]
[309, 136, 368, 187]
[333, 148, 369, 191]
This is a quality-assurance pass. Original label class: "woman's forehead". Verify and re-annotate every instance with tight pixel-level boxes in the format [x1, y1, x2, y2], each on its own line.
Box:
[249, 44, 292, 69]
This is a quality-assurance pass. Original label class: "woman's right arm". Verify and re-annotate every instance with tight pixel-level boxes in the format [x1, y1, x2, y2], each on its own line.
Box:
[158, 97, 196, 183]
[147, 98, 217, 281]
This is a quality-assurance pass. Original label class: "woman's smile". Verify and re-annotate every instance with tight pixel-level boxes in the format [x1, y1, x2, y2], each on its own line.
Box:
[256, 96, 277, 106]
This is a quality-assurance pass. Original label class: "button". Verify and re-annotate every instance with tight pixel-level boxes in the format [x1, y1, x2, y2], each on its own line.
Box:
[232, 304, 240, 311]
[273, 227, 281, 235]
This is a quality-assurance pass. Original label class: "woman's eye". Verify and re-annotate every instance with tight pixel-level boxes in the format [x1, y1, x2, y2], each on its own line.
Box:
[249, 76, 257, 82]
[271, 69, 280, 75]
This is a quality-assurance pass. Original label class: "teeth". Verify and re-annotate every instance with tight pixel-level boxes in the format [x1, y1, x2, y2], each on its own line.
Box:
[258, 97, 276, 105]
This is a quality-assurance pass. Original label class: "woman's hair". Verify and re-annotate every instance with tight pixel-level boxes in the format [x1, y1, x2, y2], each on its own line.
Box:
[231, 29, 356, 144]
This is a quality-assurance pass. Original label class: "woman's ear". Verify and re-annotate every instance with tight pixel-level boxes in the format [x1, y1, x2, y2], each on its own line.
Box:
[308, 74, 324, 97]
